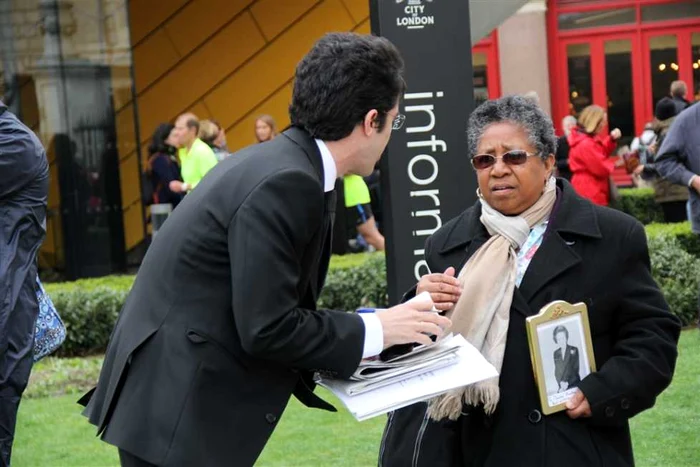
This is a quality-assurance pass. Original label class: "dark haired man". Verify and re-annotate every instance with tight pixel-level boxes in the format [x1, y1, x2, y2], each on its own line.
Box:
[169, 112, 217, 194]
[0, 101, 49, 466]
[81, 33, 452, 466]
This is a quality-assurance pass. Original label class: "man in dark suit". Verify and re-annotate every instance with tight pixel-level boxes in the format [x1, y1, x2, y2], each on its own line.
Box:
[552, 325, 581, 392]
[0, 101, 49, 466]
[80, 33, 450, 467]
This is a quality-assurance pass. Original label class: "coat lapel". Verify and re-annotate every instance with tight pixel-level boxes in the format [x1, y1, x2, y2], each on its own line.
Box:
[516, 181, 602, 314]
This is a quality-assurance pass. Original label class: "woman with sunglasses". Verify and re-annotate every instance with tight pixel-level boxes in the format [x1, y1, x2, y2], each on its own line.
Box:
[568, 105, 624, 206]
[379, 95, 680, 467]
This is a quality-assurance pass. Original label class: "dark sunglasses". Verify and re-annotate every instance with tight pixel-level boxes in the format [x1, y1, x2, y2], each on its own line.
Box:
[471, 150, 538, 170]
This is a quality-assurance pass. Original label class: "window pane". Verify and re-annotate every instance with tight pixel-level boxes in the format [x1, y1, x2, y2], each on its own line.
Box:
[472, 52, 488, 107]
[649, 35, 679, 108]
[558, 8, 635, 30]
[0, 0, 139, 276]
[605, 40, 634, 140]
[567, 43, 592, 115]
[642, 0, 700, 22]
[693, 33, 700, 102]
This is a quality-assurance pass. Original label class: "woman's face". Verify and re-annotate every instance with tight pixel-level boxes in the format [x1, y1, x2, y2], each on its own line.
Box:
[166, 128, 179, 148]
[475, 122, 554, 216]
[255, 120, 273, 142]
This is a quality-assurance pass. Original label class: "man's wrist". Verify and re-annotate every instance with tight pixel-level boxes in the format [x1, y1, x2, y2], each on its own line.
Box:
[688, 175, 698, 187]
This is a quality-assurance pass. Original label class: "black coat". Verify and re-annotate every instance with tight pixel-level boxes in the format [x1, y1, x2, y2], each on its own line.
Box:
[380, 179, 680, 467]
[80, 128, 365, 466]
[0, 103, 48, 464]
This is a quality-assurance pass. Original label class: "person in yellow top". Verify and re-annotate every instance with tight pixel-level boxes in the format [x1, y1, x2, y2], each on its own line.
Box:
[169, 112, 218, 194]
[344, 174, 385, 251]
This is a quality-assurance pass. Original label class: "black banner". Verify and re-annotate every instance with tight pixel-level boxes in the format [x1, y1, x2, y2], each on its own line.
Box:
[371, 0, 476, 304]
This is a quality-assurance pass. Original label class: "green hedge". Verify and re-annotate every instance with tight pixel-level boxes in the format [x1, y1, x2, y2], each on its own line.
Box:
[617, 188, 664, 225]
[46, 230, 699, 357]
[645, 222, 700, 257]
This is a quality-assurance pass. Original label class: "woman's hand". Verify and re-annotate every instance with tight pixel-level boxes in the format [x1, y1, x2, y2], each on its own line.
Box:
[610, 128, 622, 140]
[633, 164, 645, 176]
[566, 389, 592, 419]
[416, 267, 462, 311]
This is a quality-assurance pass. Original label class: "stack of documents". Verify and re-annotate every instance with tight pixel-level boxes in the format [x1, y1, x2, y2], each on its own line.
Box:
[318, 333, 498, 421]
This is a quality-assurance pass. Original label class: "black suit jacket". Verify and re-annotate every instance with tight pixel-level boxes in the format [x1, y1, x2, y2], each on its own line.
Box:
[380, 179, 681, 467]
[81, 128, 365, 466]
[554, 344, 581, 390]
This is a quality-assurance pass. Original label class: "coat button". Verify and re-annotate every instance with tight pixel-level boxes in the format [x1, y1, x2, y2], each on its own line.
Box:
[605, 406, 615, 418]
[621, 398, 630, 410]
[527, 409, 542, 424]
[265, 413, 277, 424]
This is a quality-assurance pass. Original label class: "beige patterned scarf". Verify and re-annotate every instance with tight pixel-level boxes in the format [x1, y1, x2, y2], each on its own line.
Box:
[427, 177, 557, 421]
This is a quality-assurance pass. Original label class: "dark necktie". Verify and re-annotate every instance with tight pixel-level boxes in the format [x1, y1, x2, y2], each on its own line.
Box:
[315, 190, 336, 293]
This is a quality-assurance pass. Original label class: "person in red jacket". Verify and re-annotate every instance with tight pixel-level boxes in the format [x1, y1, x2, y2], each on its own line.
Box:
[568, 105, 623, 206]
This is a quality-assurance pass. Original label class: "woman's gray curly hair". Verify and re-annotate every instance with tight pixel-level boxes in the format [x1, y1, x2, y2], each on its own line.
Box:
[467, 95, 557, 159]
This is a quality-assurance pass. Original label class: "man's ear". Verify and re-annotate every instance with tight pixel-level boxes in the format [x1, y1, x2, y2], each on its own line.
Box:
[363, 109, 380, 136]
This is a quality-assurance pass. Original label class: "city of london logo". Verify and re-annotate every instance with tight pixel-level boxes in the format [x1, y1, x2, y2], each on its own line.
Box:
[395, 0, 435, 30]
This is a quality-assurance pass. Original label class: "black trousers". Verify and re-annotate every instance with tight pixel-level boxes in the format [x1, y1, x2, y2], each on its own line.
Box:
[660, 201, 688, 223]
[0, 279, 39, 467]
[119, 449, 158, 467]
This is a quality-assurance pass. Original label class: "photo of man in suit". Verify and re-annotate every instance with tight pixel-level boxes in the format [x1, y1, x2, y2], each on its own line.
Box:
[79, 32, 451, 467]
[553, 325, 581, 392]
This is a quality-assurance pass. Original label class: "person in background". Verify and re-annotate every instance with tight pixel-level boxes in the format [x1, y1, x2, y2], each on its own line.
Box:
[630, 122, 656, 165]
[254, 114, 277, 143]
[554, 115, 576, 181]
[651, 100, 700, 327]
[670, 80, 691, 115]
[198, 119, 230, 162]
[169, 112, 217, 194]
[568, 105, 623, 206]
[344, 174, 385, 251]
[633, 97, 688, 223]
[0, 101, 49, 466]
[210, 119, 229, 153]
[145, 123, 184, 209]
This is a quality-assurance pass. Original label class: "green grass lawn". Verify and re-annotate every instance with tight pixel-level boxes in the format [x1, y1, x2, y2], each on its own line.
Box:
[13, 330, 699, 466]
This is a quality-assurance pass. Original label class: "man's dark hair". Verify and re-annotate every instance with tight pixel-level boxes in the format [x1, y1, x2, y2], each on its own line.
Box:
[289, 32, 405, 141]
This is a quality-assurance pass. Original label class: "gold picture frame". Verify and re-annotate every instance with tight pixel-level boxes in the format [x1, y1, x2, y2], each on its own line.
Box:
[526, 300, 597, 415]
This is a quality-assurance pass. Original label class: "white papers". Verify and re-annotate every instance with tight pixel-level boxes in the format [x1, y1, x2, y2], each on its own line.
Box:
[318, 334, 498, 421]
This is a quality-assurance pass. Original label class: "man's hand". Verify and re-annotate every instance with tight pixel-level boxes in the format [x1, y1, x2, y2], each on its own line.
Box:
[691, 175, 700, 194]
[565, 389, 592, 419]
[376, 297, 452, 348]
[415, 267, 462, 311]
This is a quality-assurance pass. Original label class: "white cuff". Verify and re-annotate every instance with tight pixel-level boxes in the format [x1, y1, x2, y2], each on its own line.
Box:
[359, 312, 384, 358]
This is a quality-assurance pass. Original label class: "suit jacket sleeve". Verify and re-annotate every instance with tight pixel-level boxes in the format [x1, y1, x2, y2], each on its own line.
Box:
[228, 168, 365, 378]
[654, 118, 695, 186]
[577, 222, 681, 426]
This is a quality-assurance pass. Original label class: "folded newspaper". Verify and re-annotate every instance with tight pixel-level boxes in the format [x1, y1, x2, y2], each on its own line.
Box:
[318, 333, 498, 421]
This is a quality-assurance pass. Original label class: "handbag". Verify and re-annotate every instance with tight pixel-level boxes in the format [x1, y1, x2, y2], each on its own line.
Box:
[33, 276, 66, 362]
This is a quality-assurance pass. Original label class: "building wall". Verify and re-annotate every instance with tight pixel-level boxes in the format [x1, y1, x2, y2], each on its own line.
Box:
[497, 0, 552, 114]
[119, 0, 371, 251]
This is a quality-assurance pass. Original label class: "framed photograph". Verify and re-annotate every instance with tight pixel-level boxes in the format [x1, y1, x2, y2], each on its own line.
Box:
[526, 301, 597, 415]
